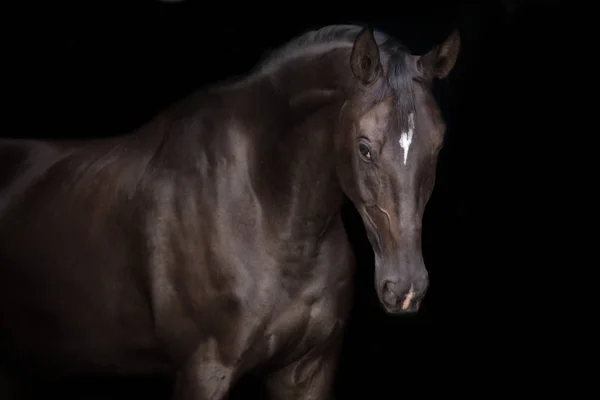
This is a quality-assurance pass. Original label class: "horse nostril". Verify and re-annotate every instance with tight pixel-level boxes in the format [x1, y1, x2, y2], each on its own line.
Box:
[382, 280, 396, 294]
[381, 280, 401, 307]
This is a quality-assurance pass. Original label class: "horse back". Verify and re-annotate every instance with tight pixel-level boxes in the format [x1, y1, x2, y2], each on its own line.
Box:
[0, 87, 295, 377]
[0, 137, 167, 376]
[0, 109, 265, 376]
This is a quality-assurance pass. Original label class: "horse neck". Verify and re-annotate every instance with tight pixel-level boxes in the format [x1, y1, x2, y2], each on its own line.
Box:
[243, 49, 353, 240]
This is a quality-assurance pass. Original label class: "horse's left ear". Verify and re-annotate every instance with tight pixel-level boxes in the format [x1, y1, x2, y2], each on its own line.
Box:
[416, 29, 461, 80]
[350, 27, 382, 85]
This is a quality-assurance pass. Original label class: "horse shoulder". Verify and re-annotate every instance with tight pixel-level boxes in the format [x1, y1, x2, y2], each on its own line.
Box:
[140, 146, 267, 365]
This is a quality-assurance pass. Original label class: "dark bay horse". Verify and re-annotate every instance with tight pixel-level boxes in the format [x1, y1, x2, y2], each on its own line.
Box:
[0, 25, 459, 399]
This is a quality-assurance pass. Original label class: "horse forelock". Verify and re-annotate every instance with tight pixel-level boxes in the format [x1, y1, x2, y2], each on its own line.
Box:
[385, 51, 417, 133]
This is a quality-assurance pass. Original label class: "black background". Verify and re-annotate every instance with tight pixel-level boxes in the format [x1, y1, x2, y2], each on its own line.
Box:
[2, 0, 571, 398]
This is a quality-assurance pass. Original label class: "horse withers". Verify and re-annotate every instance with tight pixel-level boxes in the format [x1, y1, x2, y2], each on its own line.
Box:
[0, 25, 459, 399]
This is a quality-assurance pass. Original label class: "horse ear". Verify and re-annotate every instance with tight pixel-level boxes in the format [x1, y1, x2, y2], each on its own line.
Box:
[416, 29, 460, 80]
[350, 27, 382, 85]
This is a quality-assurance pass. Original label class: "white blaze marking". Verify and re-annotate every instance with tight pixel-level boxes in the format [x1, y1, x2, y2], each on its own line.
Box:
[399, 112, 415, 165]
[402, 286, 415, 311]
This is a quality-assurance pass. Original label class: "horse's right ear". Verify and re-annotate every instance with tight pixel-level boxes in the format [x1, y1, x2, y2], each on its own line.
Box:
[350, 27, 382, 85]
[416, 29, 461, 80]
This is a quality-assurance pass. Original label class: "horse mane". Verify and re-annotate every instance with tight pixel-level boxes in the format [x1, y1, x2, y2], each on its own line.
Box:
[251, 24, 411, 78]
[233, 24, 416, 129]
[151, 24, 416, 147]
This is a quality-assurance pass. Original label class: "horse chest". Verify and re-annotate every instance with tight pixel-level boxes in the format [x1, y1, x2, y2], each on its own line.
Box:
[256, 226, 355, 365]
[255, 282, 340, 366]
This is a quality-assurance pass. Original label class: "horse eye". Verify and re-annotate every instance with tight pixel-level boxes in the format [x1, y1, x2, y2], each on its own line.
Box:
[358, 142, 372, 160]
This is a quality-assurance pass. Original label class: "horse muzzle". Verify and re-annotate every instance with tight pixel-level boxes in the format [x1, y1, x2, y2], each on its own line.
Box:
[377, 272, 429, 314]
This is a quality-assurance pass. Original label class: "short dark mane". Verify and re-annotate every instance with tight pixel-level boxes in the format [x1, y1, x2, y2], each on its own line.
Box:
[254, 24, 411, 76]
[252, 24, 416, 128]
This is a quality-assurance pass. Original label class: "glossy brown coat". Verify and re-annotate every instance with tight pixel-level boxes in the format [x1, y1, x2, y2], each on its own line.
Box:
[0, 25, 459, 399]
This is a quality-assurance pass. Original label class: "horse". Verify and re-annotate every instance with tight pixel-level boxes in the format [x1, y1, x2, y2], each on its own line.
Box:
[0, 24, 460, 399]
